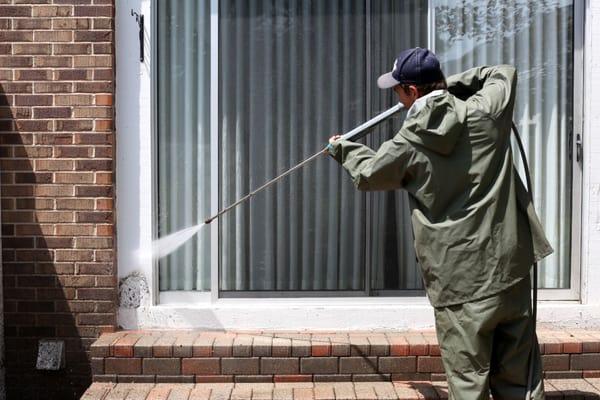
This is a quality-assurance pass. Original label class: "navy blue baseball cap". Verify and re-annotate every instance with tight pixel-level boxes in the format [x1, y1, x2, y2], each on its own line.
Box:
[377, 47, 444, 89]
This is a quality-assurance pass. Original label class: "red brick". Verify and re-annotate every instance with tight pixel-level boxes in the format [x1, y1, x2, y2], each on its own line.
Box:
[104, 358, 141, 375]
[76, 211, 111, 223]
[56, 69, 92, 81]
[14, 146, 53, 158]
[56, 119, 93, 131]
[93, 43, 112, 55]
[56, 198, 94, 210]
[15, 119, 52, 132]
[0, 31, 33, 42]
[16, 197, 54, 208]
[55, 146, 92, 157]
[15, 95, 52, 107]
[0, 133, 33, 145]
[33, 107, 71, 119]
[54, 43, 92, 55]
[77, 288, 115, 300]
[55, 172, 94, 184]
[32, 5, 72, 17]
[74, 5, 111, 17]
[75, 237, 112, 248]
[75, 133, 112, 145]
[94, 69, 113, 80]
[35, 262, 74, 275]
[55, 300, 94, 313]
[13, 44, 51, 55]
[55, 249, 93, 261]
[78, 313, 114, 325]
[75, 81, 112, 93]
[73, 107, 112, 118]
[36, 134, 73, 145]
[0, 56, 33, 68]
[0, 6, 32, 17]
[17, 301, 55, 313]
[92, 17, 112, 30]
[143, 358, 181, 375]
[95, 119, 112, 131]
[563, 341, 583, 354]
[77, 263, 113, 275]
[76, 185, 112, 196]
[15, 69, 52, 81]
[36, 237, 74, 248]
[95, 94, 112, 106]
[14, 18, 51, 30]
[37, 288, 75, 300]
[34, 185, 75, 197]
[57, 275, 95, 287]
[75, 30, 112, 42]
[53, 18, 90, 30]
[113, 334, 141, 358]
[97, 225, 114, 236]
[0, 82, 32, 93]
[2, 184, 33, 196]
[34, 31, 73, 42]
[34, 56, 73, 68]
[15, 224, 54, 236]
[35, 159, 74, 171]
[56, 224, 94, 236]
[96, 198, 113, 210]
[35, 211, 74, 223]
[73, 55, 112, 68]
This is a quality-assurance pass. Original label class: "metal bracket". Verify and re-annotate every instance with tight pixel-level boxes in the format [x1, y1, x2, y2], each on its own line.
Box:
[576, 133, 583, 163]
[131, 9, 144, 62]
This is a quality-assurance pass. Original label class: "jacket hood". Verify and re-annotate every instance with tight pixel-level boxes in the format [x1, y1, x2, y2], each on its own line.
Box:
[400, 92, 466, 156]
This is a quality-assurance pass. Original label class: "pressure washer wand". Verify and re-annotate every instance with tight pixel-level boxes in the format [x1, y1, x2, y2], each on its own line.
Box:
[203, 102, 405, 225]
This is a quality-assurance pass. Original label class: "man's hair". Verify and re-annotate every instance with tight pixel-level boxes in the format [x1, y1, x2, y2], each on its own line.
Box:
[400, 79, 448, 97]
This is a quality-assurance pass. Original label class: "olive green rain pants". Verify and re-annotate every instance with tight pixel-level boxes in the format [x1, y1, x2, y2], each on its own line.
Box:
[434, 276, 544, 400]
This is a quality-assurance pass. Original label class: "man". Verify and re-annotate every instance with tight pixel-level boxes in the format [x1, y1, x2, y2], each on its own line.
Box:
[328, 47, 553, 399]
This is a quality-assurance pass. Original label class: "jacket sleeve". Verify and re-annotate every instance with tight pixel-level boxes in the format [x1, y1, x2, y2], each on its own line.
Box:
[446, 65, 517, 120]
[328, 135, 412, 191]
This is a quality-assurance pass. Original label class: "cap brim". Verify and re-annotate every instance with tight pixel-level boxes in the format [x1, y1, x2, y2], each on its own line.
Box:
[377, 71, 400, 89]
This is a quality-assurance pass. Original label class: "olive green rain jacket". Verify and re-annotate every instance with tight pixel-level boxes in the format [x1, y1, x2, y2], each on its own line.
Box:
[328, 65, 554, 307]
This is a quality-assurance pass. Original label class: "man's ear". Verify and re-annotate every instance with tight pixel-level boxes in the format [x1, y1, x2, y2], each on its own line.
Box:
[410, 85, 420, 98]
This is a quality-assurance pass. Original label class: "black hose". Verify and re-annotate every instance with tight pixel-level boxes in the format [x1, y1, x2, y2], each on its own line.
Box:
[511, 121, 538, 400]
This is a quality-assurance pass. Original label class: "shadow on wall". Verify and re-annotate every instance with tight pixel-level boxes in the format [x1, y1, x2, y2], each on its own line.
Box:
[0, 83, 87, 399]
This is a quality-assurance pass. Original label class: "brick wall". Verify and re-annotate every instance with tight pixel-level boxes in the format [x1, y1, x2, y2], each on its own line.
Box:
[0, 1, 116, 399]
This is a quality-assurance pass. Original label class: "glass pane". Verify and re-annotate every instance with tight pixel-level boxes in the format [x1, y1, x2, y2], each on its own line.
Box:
[219, 0, 367, 291]
[434, 0, 574, 289]
[368, 0, 428, 292]
[156, 0, 211, 291]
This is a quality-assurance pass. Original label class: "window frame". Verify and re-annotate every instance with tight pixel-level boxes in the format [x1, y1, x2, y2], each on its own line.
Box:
[147, 0, 584, 305]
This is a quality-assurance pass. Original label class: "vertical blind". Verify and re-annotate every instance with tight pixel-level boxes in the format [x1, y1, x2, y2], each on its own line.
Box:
[156, 0, 574, 292]
[219, 0, 368, 291]
[156, 0, 211, 291]
[434, 0, 573, 288]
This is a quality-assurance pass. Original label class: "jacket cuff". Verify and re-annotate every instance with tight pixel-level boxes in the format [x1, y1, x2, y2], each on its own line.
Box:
[327, 140, 343, 162]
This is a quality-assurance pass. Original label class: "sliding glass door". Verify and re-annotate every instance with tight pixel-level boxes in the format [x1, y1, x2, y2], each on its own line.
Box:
[154, 0, 576, 296]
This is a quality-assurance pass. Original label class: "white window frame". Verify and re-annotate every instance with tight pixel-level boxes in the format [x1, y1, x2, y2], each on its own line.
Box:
[115, 0, 595, 331]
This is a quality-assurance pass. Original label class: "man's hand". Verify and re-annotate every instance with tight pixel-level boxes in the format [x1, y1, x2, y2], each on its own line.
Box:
[329, 134, 341, 144]
[326, 134, 342, 155]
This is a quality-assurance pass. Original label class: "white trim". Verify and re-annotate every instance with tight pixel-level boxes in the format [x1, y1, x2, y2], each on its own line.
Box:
[115, 0, 156, 303]
[210, 0, 219, 303]
[117, 298, 600, 331]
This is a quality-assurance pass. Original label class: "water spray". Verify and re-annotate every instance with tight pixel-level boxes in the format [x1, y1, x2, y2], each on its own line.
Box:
[152, 102, 405, 258]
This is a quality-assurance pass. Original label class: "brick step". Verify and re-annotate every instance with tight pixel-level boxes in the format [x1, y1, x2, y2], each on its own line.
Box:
[81, 380, 600, 399]
[90, 329, 600, 384]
